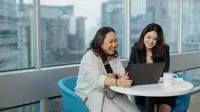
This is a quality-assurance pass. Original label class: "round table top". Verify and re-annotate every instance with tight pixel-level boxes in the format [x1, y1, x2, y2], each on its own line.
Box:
[110, 79, 193, 97]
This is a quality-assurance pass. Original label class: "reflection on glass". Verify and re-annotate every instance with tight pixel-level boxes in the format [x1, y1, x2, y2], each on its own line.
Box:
[40, 0, 125, 66]
[0, 0, 34, 71]
[48, 98, 64, 112]
[187, 68, 200, 87]
[182, 0, 200, 52]
[1, 103, 39, 112]
[131, 0, 178, 53]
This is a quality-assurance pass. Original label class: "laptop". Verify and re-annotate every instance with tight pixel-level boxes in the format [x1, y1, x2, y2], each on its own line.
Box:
[127, 63, 165, 86]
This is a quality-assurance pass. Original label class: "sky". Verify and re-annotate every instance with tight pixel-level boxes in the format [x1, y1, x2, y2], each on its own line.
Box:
[22, 0, 147, 17]
[23, 0, 106, 5]
[23, 0, 101, 18]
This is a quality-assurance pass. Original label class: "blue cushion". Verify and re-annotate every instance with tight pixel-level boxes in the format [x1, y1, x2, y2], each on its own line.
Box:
[172, 74, 193, 112]
[58, 76, 88, 112]
[135, 103, 145, 111]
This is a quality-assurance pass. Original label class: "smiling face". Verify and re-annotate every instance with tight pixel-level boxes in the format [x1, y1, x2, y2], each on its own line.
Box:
[143, 31, 158, 50]
[101, 31, 118, 55]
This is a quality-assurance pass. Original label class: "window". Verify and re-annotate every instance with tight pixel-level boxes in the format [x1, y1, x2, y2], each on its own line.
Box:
[0, 0, 34, 71]
[187, 68, 200, 87]
[1, 103, 39, 112]
[130, 0, 179, 53]
[182, 0, 200, 52]
[40, 0, 126, 66]
[48, 98, 64, 112]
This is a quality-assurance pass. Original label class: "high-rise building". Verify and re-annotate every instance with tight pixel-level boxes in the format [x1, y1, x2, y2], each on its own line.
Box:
[0, 2, 86, 70]
[131, 0, 179, 52]
[182, 0, 200, 50]
[35, 5, 85, 65]
[101, 0, 125, 57]
[0, 0, 18, 70]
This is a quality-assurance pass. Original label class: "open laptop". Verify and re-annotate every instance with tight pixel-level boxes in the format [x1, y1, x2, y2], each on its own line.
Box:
[127, 63, 165, 86]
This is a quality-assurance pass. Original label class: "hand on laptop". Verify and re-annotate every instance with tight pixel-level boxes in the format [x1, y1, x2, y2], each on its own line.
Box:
[117, 76, 132, 87]
[106, 72, 132, 87]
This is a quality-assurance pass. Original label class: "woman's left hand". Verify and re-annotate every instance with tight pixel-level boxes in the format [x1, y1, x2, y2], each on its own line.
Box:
[106, 73, 115, 78]
[106, 72, 122, 79]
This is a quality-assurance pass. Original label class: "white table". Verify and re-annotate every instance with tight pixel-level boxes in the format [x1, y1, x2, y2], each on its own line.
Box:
[110, 79, 193, 112]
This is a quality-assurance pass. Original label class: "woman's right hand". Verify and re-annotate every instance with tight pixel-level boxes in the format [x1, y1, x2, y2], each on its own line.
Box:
[117, 76, 132, 87]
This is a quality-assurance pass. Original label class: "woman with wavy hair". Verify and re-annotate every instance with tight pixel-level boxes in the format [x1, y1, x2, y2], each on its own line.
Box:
[126, 23, 176, 112]
[75, 27, 139, 112]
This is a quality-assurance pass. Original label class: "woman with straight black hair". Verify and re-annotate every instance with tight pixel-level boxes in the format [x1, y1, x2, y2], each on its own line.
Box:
[75, 27, 139, 112]
[126, 23, 176, 112]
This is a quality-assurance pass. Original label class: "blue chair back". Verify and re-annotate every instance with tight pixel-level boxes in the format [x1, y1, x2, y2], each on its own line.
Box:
[135, 100, 144, 111]
[134, 74, 193, 112]
[58, 76, 88, 112]
[172, 74, 193, 112]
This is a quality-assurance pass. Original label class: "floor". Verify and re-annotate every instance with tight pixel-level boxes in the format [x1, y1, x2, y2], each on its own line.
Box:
[187, 92, 200, 112]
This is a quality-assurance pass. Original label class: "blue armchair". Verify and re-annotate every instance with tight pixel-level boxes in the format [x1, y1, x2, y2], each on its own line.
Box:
[58, 76, 88, 112]
[135, 74, 193, 112]
[172, 74, 193, 112]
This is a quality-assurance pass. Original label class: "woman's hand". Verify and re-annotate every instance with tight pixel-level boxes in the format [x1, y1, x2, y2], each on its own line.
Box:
[106, 73, 114, 78]
[104, 73, 132, 87]
[117, 75, 132, 87]
[106, 72, 122, 79]
[113, 72, 122, 79]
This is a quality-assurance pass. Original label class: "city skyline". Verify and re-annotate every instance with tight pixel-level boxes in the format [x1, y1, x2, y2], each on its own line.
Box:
[1, 0, 200, 71]
[1, 1, 200, 112]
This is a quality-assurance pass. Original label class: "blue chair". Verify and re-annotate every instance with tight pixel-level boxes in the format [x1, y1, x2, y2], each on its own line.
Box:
[172, 74, 193, 112]
[135, 74, 193, 112]
[58, 76, 88, 112]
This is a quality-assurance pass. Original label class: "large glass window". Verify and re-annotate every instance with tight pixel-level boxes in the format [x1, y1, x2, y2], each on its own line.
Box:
[48, 98, 64, 112]
[182, 0, 200, 52]
[187, 68, 200, 87]
[40, 0, 126, 66]
[130, 0, 179, 53]
[0, 0, 34, 71]
[1, 103, 39, 112]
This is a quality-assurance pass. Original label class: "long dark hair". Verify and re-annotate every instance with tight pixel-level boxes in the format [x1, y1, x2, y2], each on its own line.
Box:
[135, 23, 166, 58]
[87, 27, 118, 62]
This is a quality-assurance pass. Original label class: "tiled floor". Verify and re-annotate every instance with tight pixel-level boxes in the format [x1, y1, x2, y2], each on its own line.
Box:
[187, 93, 200, 112]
